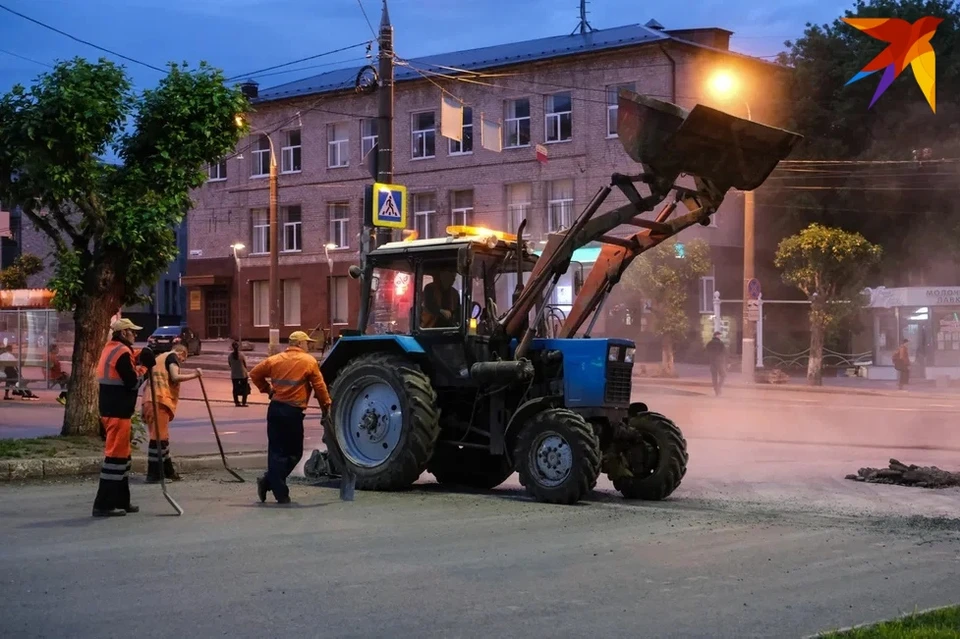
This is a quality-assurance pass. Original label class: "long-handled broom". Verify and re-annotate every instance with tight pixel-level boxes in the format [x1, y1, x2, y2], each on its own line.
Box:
[147, 369, 184, 515]
[198, 376, 245, 482]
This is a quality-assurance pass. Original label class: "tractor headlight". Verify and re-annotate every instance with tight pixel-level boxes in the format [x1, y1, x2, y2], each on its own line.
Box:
[608, 346, 620, 362]
[624, 347, 635, 363]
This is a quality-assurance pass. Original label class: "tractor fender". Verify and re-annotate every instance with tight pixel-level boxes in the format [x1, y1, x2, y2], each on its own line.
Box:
[503, 395, 563, 451]
[319, 335, 426, 386]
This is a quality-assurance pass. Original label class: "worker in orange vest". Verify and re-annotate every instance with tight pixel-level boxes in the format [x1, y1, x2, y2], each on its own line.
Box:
[92, 318, 155, 517]
[249, 331, 332, 504]
[141, 343, 202, 483]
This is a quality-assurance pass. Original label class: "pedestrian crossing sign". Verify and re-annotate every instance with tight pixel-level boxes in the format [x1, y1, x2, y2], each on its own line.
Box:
[371, 182, 407, 229]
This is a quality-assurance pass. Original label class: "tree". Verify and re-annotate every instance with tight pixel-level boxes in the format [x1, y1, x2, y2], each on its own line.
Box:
[763, 0, 960, 281]
[775, 224, 882, 385]
[0, 58, 248, 435]
[622, 238, 712, 376]
[0, 253, 43, 289]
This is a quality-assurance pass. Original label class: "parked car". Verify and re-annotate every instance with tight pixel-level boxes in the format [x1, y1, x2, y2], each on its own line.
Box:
[146, 326, 202, 356]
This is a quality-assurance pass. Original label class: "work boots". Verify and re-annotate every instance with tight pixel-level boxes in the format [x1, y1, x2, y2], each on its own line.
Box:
[146, 439, 181, 483]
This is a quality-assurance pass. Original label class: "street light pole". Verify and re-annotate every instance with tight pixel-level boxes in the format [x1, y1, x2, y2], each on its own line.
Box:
[231, 243, 246, 345]
[375, 0, 394, 248]
[740, 100, 756, 381]
[266, 138, 280, 355]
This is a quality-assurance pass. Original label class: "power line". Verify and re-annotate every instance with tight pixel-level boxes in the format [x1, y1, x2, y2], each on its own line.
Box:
[356, 0, 377, 39]
[226, 41, 371, 82]
[0, 47, 53, 68]
[0, 2, 166, 73]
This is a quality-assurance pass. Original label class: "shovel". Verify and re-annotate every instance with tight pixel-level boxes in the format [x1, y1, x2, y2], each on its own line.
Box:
[147, 371, 184, 515]
[198, 376, 245, 482]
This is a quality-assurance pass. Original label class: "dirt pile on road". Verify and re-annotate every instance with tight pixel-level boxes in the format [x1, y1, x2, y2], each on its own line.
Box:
[846, 458, 960, 489]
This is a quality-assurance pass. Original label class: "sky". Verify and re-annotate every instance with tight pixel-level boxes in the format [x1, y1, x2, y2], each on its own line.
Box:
[0, 0, 857, 96]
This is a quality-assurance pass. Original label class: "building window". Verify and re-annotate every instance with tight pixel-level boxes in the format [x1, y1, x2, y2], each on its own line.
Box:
[252, 135, 271, 177]
[281, 129, 302, 173]
[283, 279, 301, 326]
[448, 107, 473, 155]
[506, 182, 532, 236]
[329, 202, 349, 248]
[451, 190, 474, 226]
[330, 276, 349, 325]
[412, 111, 436, 159]
[208, 159, 227, 181]
[413, 192, 437, 239]
[545, 92, 572, 143]
[699, 276, 715, 314]
[282, 205, 301, 253]
[361, 118, 378, 159]
[251, 208, 269, 255]
[504, 98, 530, 148]
[252, 280, 269, 327]
[547, 179, 574, 233]
[606, 83, 635, 137]
[328, 123, 349, 168]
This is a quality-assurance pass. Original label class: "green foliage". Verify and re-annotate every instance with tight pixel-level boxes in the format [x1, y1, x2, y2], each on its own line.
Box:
[130, 411, 147, 448]
[765, 0, 960, 276]
[775, 223, 882, 332]
[0, 57, 249, 311]
[622, 238, 712, 341]
[818, 604, 960, 637]
[0, 253, 43, 289]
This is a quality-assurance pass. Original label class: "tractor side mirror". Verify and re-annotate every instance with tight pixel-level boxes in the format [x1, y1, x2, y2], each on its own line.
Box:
[457, 246, 473, 276]
[348, 265, 362, 279]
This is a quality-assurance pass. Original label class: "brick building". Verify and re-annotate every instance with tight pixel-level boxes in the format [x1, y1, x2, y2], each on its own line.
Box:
[183, 20, 789, 346]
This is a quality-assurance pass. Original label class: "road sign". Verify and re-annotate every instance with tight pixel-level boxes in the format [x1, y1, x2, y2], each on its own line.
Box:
[370, 182, 407, 229]
[746, 298, 760, 322]
[747, 278, 761, 299]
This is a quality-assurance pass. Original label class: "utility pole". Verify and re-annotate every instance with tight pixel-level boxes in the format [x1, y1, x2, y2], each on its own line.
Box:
[268, 143, 280, 354]
[741, 189, 756, 379]
[375, 0, 394, 248]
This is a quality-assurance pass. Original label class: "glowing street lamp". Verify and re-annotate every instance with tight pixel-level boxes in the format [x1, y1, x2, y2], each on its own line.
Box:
[230, 242, 246, 344]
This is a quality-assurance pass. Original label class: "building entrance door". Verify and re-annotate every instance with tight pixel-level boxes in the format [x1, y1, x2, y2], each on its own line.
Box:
[205, 287, 230, 339]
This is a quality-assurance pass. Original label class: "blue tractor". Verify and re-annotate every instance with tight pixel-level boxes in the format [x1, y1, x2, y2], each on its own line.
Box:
[314, 91, 802, 504]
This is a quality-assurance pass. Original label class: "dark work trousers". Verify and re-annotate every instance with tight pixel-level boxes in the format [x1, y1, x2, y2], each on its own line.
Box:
[709, 363, 725, 396]
[264, 401, 306, 500]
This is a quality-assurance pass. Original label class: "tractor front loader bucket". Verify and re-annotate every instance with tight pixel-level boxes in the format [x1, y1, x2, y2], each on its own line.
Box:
[616, 89, 803, 192]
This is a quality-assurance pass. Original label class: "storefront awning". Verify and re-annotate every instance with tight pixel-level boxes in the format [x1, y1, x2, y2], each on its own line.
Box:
[180, 274, 232, 287]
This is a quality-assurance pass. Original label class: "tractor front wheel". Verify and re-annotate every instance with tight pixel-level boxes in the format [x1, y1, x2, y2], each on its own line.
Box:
[428, 445, 514, 490]
[325, 353, 441, 491]
[514, 408, 601, 505]
[606, 412, 688, 501]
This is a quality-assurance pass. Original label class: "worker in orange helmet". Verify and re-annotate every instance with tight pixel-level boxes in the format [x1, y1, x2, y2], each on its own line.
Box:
[92, 318, 155, 517]
[248, 331, 331, 504]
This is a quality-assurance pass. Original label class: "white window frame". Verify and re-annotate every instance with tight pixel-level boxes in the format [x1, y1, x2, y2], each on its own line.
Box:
[450, 190, 473, 226]
[251, 208, 269, 255]
[208, 159, 227, 181]
[281, 205, 301, 253]
[361, 118, 378, 159]
[545, 92, 573, 144]
[328, 123, 349, 168]
[504, 98, 530, 149]
[547, 198, 573, 233]
[411, 111, 436, 159]
[280, 129, 302, 174]
[413, 192, 437, 239]
[506, 183, 532, 238]
[329, 202, 349, 248]
[283, 279, 301, 326]
[252, 135, 271, 178]
[252, 280, 269, 327]
[606, 82, 635, 138]
[699, 276, 716, 314]
[448, 107, 473, 156]
[330, 276, 349, 325]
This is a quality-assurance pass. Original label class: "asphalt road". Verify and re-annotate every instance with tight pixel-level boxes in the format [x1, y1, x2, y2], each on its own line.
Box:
[2, 382, 960, 637]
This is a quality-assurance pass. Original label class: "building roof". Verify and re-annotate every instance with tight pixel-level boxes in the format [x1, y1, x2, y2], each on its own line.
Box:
[257, 22, 678, 103]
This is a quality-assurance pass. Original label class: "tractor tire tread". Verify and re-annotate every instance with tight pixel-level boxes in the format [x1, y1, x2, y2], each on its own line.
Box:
[612, 413, 687, 501]
[514, 408, 601, 505]
[325, 352, 441, 491]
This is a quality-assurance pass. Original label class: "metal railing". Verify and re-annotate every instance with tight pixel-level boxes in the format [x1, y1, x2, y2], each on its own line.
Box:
[761, 347, 873, 370]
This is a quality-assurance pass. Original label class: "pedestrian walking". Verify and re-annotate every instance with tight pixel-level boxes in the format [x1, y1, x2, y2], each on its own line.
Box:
[894, 338, 910, 390]
[705, 331, 727, 396]
[248, 331, 332, 504]
[92, 318, 155, 517]
[141, 343, 202, 483]
[228, 340, 250, 407]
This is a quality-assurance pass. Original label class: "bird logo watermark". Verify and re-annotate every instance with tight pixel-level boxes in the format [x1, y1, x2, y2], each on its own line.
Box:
[842, 16, 942, 113]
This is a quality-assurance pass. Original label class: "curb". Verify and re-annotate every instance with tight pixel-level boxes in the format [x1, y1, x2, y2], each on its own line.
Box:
[633, 376, 960, 399]
[0, 451, 267, 482]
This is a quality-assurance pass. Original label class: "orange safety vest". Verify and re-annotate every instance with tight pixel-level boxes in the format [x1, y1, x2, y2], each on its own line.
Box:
[146, 351, 181, 413]
[97, 341, 135, 388]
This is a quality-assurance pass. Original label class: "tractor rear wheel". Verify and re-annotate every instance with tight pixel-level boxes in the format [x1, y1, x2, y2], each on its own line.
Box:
[608, 412, 688, 501]
[428, 445, 514, 490]
[325, 353, 440, 491]
[514, 408, 601, 505]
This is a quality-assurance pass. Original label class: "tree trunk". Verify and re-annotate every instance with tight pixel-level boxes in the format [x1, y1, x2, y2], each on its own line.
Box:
[807, 320, 825, 386]
[60, 296, 114, 435]
[661, 334, 675, 377]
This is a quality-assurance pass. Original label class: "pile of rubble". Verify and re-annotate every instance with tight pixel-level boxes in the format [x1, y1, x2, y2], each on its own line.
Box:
[846, 458, 960, 489]
[755, 368, 790, 384]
